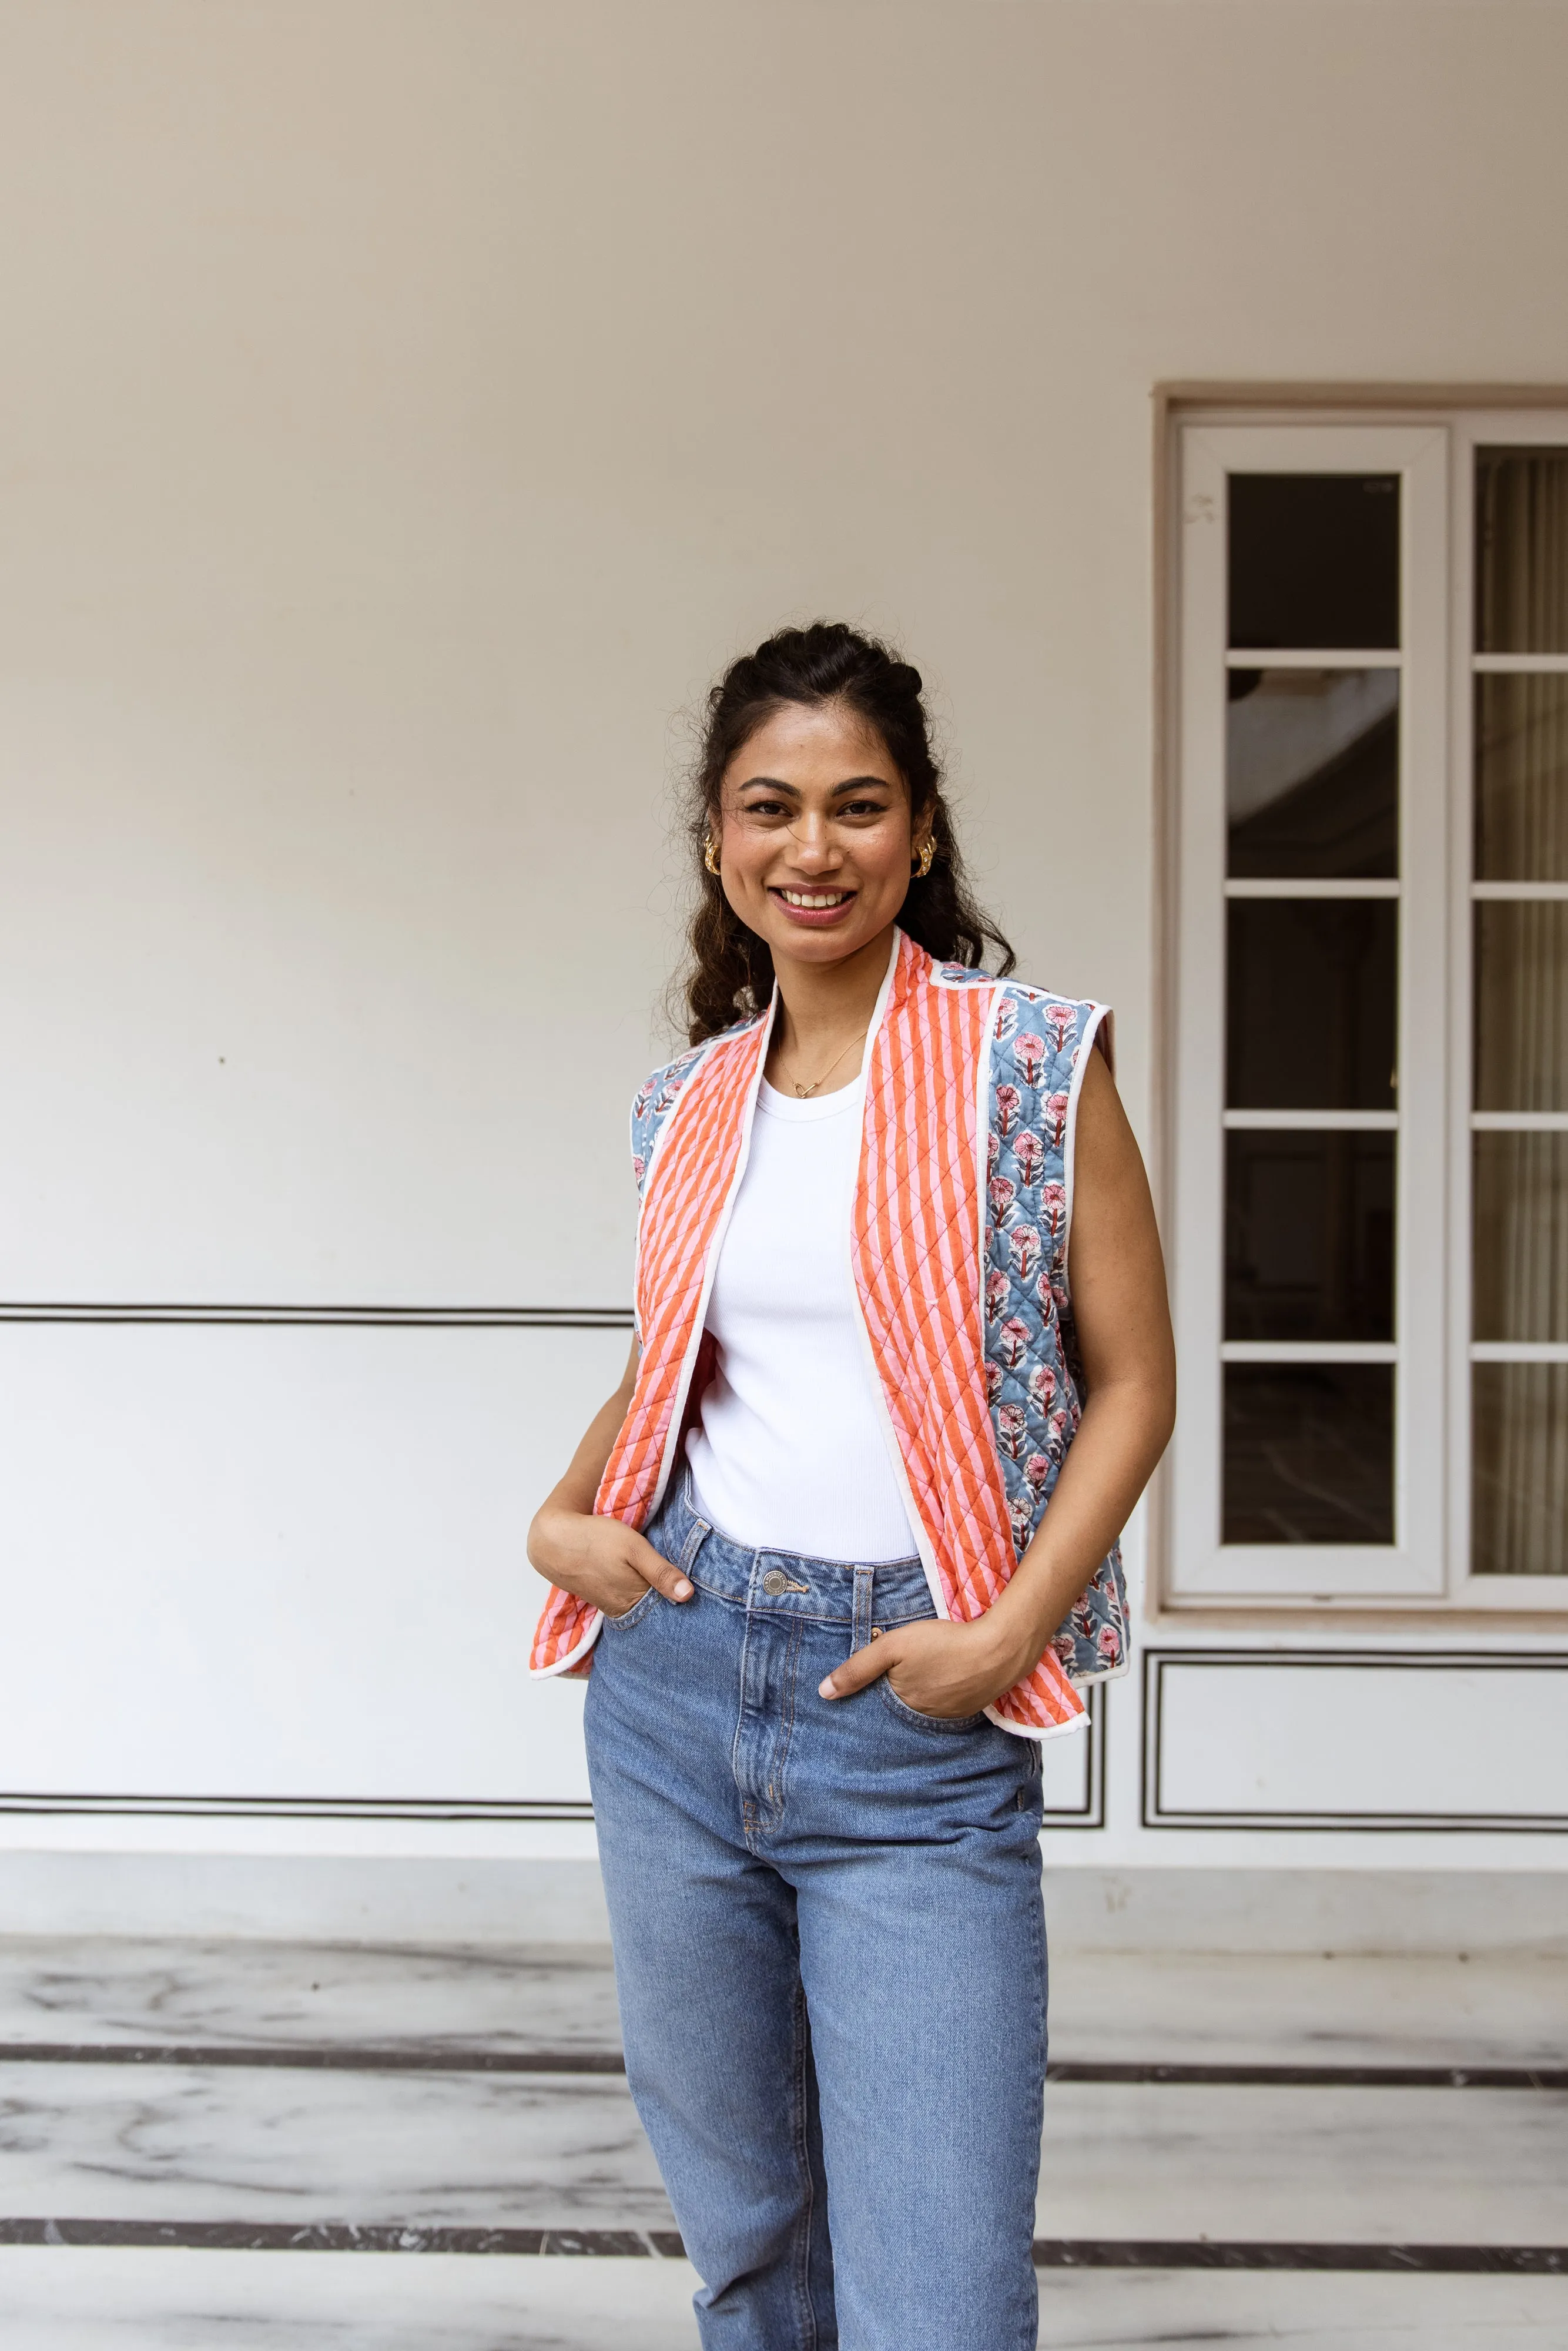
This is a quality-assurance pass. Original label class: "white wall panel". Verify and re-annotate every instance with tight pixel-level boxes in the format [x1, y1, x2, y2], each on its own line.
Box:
[0, 1325, 628, 1810]
[1148, 1656, 1568, 1829]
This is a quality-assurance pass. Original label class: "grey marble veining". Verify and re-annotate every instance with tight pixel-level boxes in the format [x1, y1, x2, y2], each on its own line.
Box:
[0, 1937, 622, 2056]
[2, 2057, 1564, 2245]
[0, 2062, 671, 2227]
[2, 2248, 1567, 2350]
[1, 1935, 1561, 2067]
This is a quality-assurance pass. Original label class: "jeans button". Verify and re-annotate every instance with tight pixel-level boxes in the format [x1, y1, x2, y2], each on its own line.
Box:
[761, 1568, 789, 1595]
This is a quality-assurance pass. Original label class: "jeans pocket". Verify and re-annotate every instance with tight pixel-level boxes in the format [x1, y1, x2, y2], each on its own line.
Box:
[877, 1677, 988, 1734]
[602, 1586, 659, 1632]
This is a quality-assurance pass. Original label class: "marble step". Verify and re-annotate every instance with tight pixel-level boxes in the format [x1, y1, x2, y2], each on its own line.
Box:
[2, 2246, 1567, 2351]
[1, 1938, 1561, 2068]
[1, 2060, 1564, 2246]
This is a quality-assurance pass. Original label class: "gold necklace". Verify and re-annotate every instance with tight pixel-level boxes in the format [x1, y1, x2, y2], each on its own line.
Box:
[782, 1028, 868, 1099]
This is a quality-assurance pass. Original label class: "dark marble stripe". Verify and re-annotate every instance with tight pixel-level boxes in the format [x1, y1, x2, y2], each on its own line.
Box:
[1, 2220, 1562, 2271]
[1, 2044, 1560, 2089]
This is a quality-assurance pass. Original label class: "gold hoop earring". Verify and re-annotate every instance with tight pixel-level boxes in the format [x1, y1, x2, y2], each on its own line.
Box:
[912, 839, 935, 878]
[703, 835, 721, 876]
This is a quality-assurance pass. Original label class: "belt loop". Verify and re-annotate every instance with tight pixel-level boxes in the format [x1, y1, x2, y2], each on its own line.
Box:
[852, 1565, 875, 1653]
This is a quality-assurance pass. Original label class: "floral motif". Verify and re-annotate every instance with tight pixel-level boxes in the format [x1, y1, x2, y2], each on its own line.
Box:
[1009, 1224, 1042, 1281]
[987, 1174, 1017, 1228]
[993, 1082, 1022, 1140]
[995, 1402, 1027, 1459]
[1013, 1032, 1046, 1089]
[1013, 1128, 1044, 1188]
[997, 1317, 1030, 1371]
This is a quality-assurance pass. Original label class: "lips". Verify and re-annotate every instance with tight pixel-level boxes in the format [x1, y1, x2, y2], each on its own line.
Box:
[769, 885, 858, 927]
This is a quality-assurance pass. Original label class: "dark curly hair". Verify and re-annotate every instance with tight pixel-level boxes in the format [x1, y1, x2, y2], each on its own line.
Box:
[679, 622, 1015, 1041]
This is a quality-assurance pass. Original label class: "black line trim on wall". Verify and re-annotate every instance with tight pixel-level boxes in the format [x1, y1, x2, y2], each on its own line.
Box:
[1041, 1682, 1105, 1828]
[0, 1795, 594, 1822]
[1142, 1650, 1568, 1832]
[0, 1304, 635, 1329]
[0, 2219, 1560, 2270]
[1, 2044, 1559, 2088]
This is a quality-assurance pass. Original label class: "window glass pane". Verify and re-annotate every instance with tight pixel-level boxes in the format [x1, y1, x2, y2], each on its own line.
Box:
[1224, 1364, 1394, 1544]
[1227, 900, 1397, 1110]
[1229, 474, 1399, 651]
[1226, 1132, 1394, 1341]
[1228, 669, 1398, 879]
[1473, 1133, 1568, 1344]
[1473, 902, 1568, 1113]
[1475, 448, 1568, 655]
[1472, 1364, 1568, 1575]
[1475, 673, 1568, 882]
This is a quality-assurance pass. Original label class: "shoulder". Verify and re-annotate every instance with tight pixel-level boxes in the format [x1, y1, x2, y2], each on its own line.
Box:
[629, 1014, 767, 1194]
[987, 979, 1114, 1086]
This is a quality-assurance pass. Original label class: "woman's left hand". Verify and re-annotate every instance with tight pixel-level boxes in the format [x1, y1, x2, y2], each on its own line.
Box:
[819, 1617, 1024, 1720]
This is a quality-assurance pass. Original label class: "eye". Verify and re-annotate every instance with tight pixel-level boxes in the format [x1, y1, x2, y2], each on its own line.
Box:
[840, 796, 891, 818]
[739, 795, 791, 820]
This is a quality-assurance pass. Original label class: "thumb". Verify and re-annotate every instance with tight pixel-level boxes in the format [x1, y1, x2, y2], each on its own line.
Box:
[625, 1530, 695, 1603]
[820, 1629, 893, 1702]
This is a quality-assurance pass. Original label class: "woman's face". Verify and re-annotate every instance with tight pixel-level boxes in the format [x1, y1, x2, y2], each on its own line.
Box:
[715, 699, 928, 973]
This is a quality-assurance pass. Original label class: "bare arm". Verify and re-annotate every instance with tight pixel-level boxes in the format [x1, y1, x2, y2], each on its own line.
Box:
[822, 1047, 1175, 1715]
[526, 1335, 699, 1618]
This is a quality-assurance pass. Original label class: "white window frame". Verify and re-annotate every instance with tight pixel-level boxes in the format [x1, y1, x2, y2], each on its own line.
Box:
[1446, 408, 1568, 1612]
[1167, 403, 1568, 1613]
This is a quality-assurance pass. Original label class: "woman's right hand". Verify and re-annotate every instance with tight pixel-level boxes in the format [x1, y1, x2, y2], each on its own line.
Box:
[527, 1502, 695, 1620]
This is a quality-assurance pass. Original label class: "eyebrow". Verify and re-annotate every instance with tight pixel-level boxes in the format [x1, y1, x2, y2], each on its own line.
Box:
[735, 774, 893, 796]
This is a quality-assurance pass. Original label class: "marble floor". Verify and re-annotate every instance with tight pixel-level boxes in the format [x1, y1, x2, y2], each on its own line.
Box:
[0, 1933, 1562, 2346]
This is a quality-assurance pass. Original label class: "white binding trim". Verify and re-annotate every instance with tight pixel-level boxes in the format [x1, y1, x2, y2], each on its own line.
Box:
[1059, 1000, 1113, 1308]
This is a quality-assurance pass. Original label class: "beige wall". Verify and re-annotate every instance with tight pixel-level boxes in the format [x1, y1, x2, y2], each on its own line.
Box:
[2, 0, 1567, 1868]
[4, 0, 1567, 1302]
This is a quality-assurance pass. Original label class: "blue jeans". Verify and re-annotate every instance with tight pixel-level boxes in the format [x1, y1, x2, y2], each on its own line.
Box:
[582, 1479, 1047, 2351]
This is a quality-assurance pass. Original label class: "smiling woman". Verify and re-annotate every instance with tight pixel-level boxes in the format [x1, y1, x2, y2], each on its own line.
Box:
[525, 622, 1175, 2351]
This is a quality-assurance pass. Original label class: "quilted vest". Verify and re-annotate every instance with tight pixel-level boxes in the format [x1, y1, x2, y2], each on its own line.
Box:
[530, 928, 1129, 1740]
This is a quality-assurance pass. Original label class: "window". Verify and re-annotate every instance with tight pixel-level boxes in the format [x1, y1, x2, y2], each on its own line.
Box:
[1169, 407, 1568, 1608]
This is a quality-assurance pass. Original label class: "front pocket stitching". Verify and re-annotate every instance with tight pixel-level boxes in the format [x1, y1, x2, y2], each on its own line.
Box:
[877, 1678, 986, 1734]
[604, 1588, 658, 1631]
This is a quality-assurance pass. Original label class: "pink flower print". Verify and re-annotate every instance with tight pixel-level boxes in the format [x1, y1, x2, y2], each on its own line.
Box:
[1027, 1361, 1057, 1416]
[1042, 1002, 1075, 1057]
[997, 1317, 1030, 1371]
[1014, 1032, 1046, 1089]
[984, 1359, 1004, 1404]
[1052, 1629, 1077, 1666]
[1095, 1623, 1121, 1663]
[1013, 1129, 1044, 1188]
[993, 1083, 1022, 1140]
[1040, 1179, 1067, 1243]
[987, 1129, 1001, 1176]
[1046, 1406, 1071, 1459]
[985, 1268, 1009, 1324]
[996, 1402, 1027, 1459]
[634, 1080, 657, 1118]
[1044, 1090, 1070, 1152]
[631, 1153, 646, 1187]
[1009, 1224, 1041, 1282]
[1069, 1598, 1094, 1634]
[987, 1175, 1017, 1229]
[1009, 1493, 1035, 1552]
[993, 996, 1018, 1043]
[1023, 1450, 1051, 1496]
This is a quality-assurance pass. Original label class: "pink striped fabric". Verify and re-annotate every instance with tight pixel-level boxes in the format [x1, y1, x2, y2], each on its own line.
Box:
[528, 1017, 769, 1676]
[855, 934, 1083, 1732]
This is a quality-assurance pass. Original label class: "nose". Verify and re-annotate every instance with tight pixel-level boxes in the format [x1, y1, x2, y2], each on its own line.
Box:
[787, 812, 840, 871]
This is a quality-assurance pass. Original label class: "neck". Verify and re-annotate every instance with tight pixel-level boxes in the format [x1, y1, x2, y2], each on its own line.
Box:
[770, 925, 896, 1061]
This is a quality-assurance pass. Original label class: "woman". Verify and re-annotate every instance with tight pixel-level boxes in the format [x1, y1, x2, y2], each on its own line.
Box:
[528, 623, 1174, 2350]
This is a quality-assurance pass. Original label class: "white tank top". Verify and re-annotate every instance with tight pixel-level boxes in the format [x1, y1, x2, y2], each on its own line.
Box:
[684, 1075, 920, 1562]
